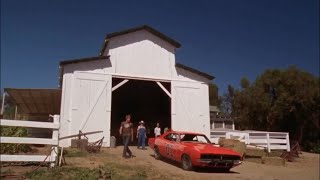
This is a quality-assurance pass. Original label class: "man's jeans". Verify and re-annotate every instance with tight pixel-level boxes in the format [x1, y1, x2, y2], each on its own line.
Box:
[138, 134, 146, 148]
[122, 135, 132, 157]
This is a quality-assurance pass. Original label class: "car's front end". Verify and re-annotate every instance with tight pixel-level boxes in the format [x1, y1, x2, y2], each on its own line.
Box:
[196, 154, 242, 168]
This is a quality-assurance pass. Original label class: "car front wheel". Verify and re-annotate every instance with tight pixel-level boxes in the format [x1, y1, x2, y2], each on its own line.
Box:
[181, 154, 193, 171]
[154, 147, 161, 160]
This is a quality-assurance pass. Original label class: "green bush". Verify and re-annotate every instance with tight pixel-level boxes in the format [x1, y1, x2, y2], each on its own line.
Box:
[0, 126, 31, 154]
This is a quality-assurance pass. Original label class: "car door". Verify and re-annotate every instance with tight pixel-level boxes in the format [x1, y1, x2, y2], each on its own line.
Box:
[162, 133, 178, 160]
[171, 133, 183, 161]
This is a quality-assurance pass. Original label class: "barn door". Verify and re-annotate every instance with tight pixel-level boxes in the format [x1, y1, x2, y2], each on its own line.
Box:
[71, 72, 112, 147]
[171, 81, 209, 135]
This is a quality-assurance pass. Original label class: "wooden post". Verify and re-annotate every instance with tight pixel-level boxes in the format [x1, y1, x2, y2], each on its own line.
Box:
[59, 147, 64, 167]
[50, 115, 59, 167]
[245, 133, 249, 144]
[14, 105, 18, 120]
[286, 133, 290, 152]
[267, 133, 271, 153]
[1, 92, 5, 115]
[226, 132, 230, 139]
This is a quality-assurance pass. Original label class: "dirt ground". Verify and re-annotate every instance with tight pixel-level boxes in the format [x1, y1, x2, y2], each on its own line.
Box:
[1, 146, 319, 180]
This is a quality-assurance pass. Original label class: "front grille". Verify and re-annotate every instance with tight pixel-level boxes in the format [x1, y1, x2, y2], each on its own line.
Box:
[200, 154, 240, 161]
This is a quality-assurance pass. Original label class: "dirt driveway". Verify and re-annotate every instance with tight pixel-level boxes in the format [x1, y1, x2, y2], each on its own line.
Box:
[103, 146, 319, 180]
[1, 146, 319, 180]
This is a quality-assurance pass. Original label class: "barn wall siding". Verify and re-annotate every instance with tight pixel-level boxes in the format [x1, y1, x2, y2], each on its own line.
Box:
[59, 66, 73, 147]
[171, 81, 210, 138]
[106, 30, 176, 79]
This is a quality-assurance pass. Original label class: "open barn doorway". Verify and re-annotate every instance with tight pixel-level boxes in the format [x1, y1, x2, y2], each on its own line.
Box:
[111, 77, 171, 145]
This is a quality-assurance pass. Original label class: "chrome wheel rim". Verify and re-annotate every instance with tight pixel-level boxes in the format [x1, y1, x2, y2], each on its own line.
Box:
[182, 156, 190, 169]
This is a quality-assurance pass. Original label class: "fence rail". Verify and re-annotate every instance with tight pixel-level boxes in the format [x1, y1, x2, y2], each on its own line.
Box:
[210, 130, 290, 152]
[0, 115, 60, 167]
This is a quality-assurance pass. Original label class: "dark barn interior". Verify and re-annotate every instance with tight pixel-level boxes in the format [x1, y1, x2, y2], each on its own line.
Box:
[111, 78, 171, 145]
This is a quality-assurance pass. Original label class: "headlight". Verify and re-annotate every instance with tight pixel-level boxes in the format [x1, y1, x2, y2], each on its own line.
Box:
[234, 160, 241, 165]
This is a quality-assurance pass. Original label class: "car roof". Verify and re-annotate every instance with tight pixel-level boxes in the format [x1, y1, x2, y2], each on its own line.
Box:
[166, 131, 205, 136]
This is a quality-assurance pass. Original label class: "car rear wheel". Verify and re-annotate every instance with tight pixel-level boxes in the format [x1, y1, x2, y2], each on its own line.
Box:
[154, 147, 161, 160]
[181, 154, 193, 171]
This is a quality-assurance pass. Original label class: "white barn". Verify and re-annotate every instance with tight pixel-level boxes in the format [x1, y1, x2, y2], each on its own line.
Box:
[58, 25, 214, 147]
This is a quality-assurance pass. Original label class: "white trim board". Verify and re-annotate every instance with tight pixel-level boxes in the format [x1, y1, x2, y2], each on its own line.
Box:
[1, 137, 58, 145]
[0, 155, 55, 162]
[0, 119, 59, 129]
[75, 71, 206, 84]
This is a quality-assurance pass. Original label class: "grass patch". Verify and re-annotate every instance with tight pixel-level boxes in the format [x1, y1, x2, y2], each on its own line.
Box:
[25, 167, 100, 180]
[101, 162, 148, 180]
[1, 168, 15, 176]
[63, 148, 89, 157]
[25, 163, 150, 180]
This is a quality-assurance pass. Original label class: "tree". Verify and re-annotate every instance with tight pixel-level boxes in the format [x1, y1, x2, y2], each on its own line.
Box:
[208, 83, 220, 106]
[231, 66, 320, 151]
[220, 85, 235, 114]
[0, 92, 31, 154]
[0, 92, 15, 119]
[240, 77, 250, 89]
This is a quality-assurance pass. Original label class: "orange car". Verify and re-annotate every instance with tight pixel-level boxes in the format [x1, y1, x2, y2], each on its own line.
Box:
[148, 130, 242, 171]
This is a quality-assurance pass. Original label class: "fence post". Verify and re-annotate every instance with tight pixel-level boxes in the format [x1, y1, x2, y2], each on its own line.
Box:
[226, 132, 230, 139]
[266, 133, 271, 153]
[245, 133, 249, 144]
[50, 115, 59, 167]
[286, 133, 290, 152]
[1, 92, 5, 115]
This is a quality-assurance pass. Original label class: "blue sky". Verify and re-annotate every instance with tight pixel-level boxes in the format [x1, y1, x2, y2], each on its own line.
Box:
[1, 0, 319, 95]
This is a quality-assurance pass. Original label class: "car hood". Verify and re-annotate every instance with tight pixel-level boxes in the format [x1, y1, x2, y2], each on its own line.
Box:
[182, 143, 241, 156]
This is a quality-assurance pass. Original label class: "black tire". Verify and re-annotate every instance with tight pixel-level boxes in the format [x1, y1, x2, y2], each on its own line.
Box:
[181, 154, 193, 171]
[217, 168, 231, 173]
[154, 146, 162, 160]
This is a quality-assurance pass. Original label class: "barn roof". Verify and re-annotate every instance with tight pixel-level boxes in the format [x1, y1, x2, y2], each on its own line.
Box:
[99, 25, 181, 56]
[176, 63, 215, 80]
[59, 56, 109, 66]
[4, 88, 61, 115]
[58, 55, 214, 85]
[58, 56, 109, 87]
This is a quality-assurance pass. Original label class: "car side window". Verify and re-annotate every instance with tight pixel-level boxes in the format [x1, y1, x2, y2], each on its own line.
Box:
[164, 133, 178, 142]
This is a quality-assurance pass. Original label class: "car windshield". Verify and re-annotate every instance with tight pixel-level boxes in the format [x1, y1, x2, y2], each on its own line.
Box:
[180, 134, 211, 144]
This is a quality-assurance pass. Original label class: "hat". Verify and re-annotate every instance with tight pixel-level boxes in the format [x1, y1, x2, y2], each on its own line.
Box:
[139, 120, 145, 124]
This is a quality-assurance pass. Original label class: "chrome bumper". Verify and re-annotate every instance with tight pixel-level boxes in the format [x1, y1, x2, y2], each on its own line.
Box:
[197, 159, 242, 166]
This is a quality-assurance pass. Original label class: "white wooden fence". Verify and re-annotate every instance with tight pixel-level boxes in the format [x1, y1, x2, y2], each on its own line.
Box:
[0, 115, 60, 167]
[210, 129, 290, 152]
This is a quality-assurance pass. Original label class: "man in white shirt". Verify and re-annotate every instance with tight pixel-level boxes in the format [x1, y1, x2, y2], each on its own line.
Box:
[154, 123, 161, 137]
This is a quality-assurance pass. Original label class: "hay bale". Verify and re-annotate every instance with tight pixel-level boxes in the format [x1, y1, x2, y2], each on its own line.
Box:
[231, 142, 246, 158]
[244, 157, 262, 164]
[261, 157, 286, 166]
[218, 138, 240, 147]
[218, 138, 246, 158]
[246, 147, 267, 158]
[71, 139, 88, 149]
[268, 150, 285, 157]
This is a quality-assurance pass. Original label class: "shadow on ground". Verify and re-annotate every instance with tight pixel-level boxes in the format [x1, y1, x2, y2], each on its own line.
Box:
[149, 154, 239, 174]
